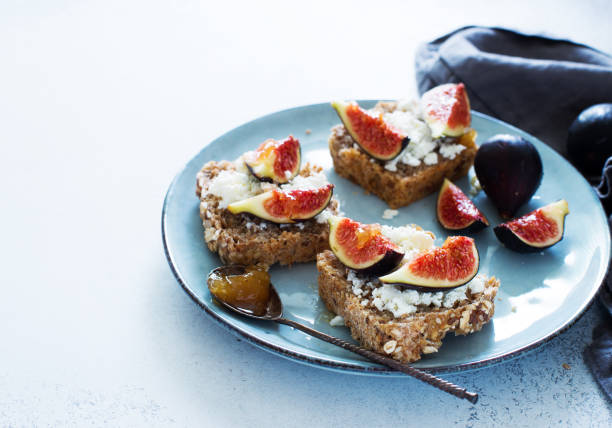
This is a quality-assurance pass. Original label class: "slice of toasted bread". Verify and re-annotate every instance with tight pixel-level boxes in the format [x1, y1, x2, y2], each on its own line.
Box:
[328, 102, 477, 209]
[317, 250, 499, 363]
[196, 161, 338, 266]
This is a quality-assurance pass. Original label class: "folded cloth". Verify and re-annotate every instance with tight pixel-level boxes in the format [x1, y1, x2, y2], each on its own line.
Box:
[415, 26, 612, 400]
[415, 26, 612, 156]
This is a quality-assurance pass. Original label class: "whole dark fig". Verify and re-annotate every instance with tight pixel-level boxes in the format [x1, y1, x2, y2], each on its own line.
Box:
[567, 103, 612, 177]
[474, 134, 543, 218]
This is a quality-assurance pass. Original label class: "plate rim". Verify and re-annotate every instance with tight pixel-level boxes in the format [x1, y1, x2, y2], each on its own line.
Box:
[161, 103, 610, 375]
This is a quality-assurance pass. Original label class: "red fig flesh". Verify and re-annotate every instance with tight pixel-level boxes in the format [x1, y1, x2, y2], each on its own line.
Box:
[244, 136, 301, 184]
[421, 83, 471, 138]
[331, 101, 408, 161]
[437, 178, 488, 232]
[328, 216, 404, 275]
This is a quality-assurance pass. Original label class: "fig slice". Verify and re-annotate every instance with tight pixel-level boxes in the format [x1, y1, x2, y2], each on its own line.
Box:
[244, 135, 301, 184]
[379, 236, 479, 290]
[331, 100, 408, 161]
[421, 83, 471, 138]
[494, 200, 569, 252]
[227, 184, 333, 224]
[437, 178, 488, 232]
[328, 216, 404, 275]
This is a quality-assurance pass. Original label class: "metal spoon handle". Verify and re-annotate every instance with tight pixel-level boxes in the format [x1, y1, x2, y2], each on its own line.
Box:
[275, 317, 478, 404]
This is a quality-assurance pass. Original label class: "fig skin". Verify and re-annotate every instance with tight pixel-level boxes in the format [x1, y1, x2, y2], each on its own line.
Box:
[328, 216, 404, 276]
[474, 134, 543, 219]
[436, 178, 488, 233]
[358, 249, 405, 276]
[567, 103, 612, 177]
[494, 226, 543, 253]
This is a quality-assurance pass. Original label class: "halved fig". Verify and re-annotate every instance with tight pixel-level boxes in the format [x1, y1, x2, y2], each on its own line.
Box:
[379, 236, 479, 290]
[474, 134, 543, 219]
[421, 83, 471, 138]
[244, 136, 301, 184]
[227, 184, 333, 223]
[437, 178, 488, 232]
[328, 216, 404, 275]
[494, 200, 569, 252]
[331, 101, 408, 161]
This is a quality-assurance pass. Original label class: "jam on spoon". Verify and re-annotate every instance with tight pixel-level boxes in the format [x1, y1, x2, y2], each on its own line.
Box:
[208, 265, 271, 316]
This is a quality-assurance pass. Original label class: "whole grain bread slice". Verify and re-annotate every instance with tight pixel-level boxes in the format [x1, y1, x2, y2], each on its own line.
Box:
[317, 250, 499, 364]
[328, 101, 478, 209]
[196, 161, 338, 267]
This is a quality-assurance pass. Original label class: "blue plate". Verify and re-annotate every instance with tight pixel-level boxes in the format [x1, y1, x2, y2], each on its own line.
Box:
[162, 102, 610, 375]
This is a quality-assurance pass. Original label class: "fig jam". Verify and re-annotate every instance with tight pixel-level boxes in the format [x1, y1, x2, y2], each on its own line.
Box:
[208, 266, 270, 316]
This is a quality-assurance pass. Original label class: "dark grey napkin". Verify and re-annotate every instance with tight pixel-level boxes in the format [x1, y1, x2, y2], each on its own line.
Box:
[415, 26, 612, 157]
[415, 26, 612, 400]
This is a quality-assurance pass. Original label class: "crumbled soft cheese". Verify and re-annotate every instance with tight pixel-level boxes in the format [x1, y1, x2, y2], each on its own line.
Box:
[206, 169, 258, 208]
[439, 143, 466, 160]
[468, 275, 485, 294]
[379, 224, 434, 253]
[315, 207, 334, 224]
[382, 108, 437, 171]
[395, 98, 422, 117]
[329, 315, 345, 327]
[382, 209, 399, 220]
[423, 152, 438, 165]
[280, 172, 329, 192]
[367, 276, 486, 318]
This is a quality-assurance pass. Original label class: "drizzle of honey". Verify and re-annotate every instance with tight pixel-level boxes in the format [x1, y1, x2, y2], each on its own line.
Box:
[208, 266, 271, 316]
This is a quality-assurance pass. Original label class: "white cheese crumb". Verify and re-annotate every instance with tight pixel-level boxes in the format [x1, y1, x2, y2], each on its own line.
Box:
[382, 108, 436, 170]
[382, 209, 399, 220]
[380, 224, 434, 253]
[206, 169, 257, 208]
[329, 315, 345, 327]
[280, 172, 329, 192]
[439, 143, 466, 160]
[315, 207, 333, 224]
[423, 152, 438, 165]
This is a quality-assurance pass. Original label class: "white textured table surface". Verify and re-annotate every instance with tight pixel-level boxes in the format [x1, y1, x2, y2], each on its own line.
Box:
[1, 1, 612, 426]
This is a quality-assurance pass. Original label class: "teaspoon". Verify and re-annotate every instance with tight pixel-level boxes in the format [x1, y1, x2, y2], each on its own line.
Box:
[208, 265, 479, 404]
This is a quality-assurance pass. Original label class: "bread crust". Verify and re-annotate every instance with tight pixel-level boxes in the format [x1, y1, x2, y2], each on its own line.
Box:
[196, 161, 338, 267]
[328, 102, 478, 209]
[317, 250, 499, 363]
